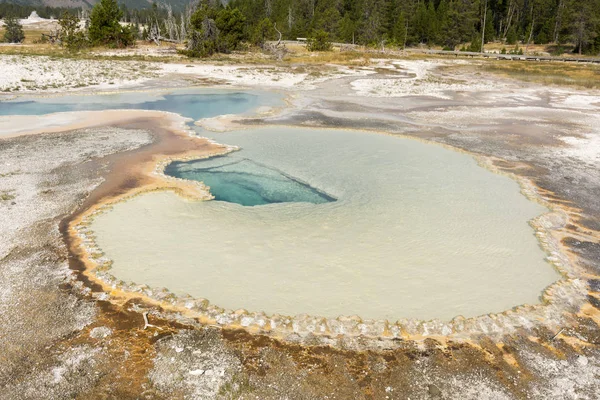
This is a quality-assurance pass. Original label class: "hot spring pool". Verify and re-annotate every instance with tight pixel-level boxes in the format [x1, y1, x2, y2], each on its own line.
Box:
[0, 88, 282, 122]
[90, 127, 559, 321]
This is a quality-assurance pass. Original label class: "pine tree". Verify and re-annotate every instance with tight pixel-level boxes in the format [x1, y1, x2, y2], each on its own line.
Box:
[307, 29, 332, 51]
[338, 13, 356, 43]
[315, 3, 341, 37]
[252, 17, 275, 47]
[204, 0, 600, 51]
[186, 4, 247, 57]
[3, 15, 24, 43]
[569, 0, 600, 54]
[393, 12, 407, 47]
[88, 0, 134, 47]
[216, 7, 246, 51]
[58, 11, 88, 51]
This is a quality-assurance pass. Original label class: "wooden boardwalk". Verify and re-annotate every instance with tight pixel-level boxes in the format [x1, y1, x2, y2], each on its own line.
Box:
[278, 40, 600, 64]
[406, 48, 600, 64]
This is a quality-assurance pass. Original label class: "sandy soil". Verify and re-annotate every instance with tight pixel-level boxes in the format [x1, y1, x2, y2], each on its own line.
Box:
[1, 54, 600, 399]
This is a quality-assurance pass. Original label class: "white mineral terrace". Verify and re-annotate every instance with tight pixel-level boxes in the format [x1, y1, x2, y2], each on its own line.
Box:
[88, 126, 560, 322]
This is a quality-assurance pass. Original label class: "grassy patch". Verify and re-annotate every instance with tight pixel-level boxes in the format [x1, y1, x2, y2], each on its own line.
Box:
[481, 60, 600, 89]
[0, 191, 16, 201]
[287, 48, 375, 66]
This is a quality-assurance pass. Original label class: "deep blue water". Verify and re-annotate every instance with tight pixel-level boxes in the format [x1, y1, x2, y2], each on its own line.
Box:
[0, 90, 280, 121]
[165, 158, 336, 206]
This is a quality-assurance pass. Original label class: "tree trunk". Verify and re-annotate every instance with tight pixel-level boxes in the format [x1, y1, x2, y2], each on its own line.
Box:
[481, 0, 487, 53]
[554, 0, 564, 43]
[503, 3, 516, 38]
[526, 5, 535, 55]
[274, 23, 282, 47]
[526, 17, 535, 55]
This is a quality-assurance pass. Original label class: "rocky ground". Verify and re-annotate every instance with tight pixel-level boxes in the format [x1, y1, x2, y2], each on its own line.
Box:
[0, 54, 599, 399]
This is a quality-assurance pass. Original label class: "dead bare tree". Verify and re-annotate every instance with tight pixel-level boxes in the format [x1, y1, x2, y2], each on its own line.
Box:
[41, 29, 61, 44]
[149, 20, 162, 45]
[163, 4, 179, 42]
[181, 2, 197, 44]
[502, 0, 518, 39]
[263, 23, 287, 60]
[274, 22, 282, 46]
[180, 13, 187, 43]
[148, 13, 181, 46]
[287, 5, 293, 30]
[525, 3, 536, 55]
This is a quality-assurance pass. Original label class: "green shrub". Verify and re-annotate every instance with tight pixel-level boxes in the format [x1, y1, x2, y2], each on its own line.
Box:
[467, 33, 482, 52]
[307, 30, 332, 52]
[506, 26, 517, 45]
[58, 11, 89, 52]
[3, 15, 24, 43]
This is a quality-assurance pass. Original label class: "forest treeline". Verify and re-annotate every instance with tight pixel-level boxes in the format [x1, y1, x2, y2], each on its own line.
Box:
[2, 0, 600, 55]
[0, 2, 170, 26]
[0, 3, 81, 19]
[229, 0, 600, 54]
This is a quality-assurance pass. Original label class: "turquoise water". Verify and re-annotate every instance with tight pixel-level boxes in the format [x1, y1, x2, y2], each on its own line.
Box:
[165, 158, 335, 206]
[0, 89, 281, 121]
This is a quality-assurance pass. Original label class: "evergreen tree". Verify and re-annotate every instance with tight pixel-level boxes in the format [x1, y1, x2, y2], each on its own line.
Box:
[315, 3, 341, 37]
[307, 29, 332, 51]
[186, 4, 247, 57]
[506, 25, 518, 44]
[216, 7, 246, 51]
[2, 15, 24, 43]
[58, 11, 88, 51]
[89, 0, 134, 47]
[413, 1, 428, 43]
[393, 12, 407, 47]
[569, 0, 600, 54]
[252, 17, 275, 47]
[441, 0, 479, 49]
[338, 13, 357, 43]
[360, 0, 387, 44]
[194, 0, 600, 52]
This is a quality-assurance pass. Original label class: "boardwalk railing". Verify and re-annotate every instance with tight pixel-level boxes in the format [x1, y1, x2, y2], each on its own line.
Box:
[275, 40, 600, 64]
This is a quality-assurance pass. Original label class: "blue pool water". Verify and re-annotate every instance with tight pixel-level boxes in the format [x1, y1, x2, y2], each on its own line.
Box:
[0, 89, 282, 121]
[166, 158, 335, 206]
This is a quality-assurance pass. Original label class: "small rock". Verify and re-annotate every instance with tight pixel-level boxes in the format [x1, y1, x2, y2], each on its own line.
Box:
[89, 326, 112, 339]
[188, 369, 204, 376]
[577, 355, 588, 366]
[428, 384, 443, 399]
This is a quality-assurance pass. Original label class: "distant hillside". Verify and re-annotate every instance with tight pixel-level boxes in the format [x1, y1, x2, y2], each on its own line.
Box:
[0, 0, 192, 11]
